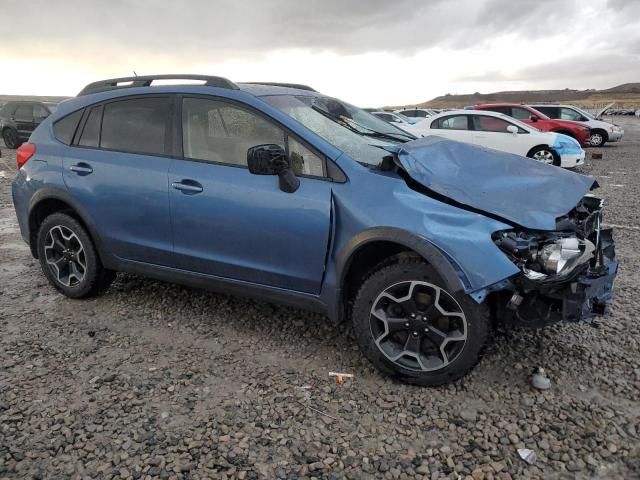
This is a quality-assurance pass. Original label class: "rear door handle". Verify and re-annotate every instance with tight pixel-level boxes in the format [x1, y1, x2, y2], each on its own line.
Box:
[69, 163, 93, 175]
[171, 180, 203, 194]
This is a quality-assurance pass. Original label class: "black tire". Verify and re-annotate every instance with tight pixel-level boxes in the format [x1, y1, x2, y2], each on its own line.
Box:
[352, 255, 490, 386]
[588, 130, 607, 147]
[527, 146, 560, 166]
[2, 127, 22, 149]
[36, 213, 115, 298]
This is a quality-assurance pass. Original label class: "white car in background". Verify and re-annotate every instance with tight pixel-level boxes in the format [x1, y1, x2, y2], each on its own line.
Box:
[371, 111, 429, 137]
[530, 104, 624, 147]
[424, 110, 585, 168]
[394, 108, 438, 122]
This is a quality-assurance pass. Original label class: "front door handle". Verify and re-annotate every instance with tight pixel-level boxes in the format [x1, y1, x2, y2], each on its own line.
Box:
[70, 163, 93, 175]
[171, 180, 203, 194]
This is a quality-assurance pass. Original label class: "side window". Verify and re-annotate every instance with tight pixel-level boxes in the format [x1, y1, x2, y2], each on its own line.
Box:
[472, 115, 516, 133]
[101, 97, 170, 156]
[33, 104, 49, 119]
[182, 97, 284, 166]
[14, 104, 34, 122]
[560, 108, 582, 121]
[511, 107, 531, 120]
[484, 106, 509, 115]
[436, 115, 469, 130]
[78, 106, 102, 148]
[53, 109, 83, 145]
[535, 106, 557, 118]
[288, 137, 324, 177]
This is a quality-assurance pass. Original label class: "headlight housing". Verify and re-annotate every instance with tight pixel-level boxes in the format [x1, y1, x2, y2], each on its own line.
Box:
[493, 231, 595, 279]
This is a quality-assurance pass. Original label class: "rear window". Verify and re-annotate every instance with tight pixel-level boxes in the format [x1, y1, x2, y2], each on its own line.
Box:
[53, 109, 83, 145]
[78, 106, 103, 148]
[100, 97, 170, 156]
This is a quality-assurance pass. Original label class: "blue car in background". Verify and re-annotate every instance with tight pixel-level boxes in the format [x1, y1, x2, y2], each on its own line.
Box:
[11, 75, 618, 385]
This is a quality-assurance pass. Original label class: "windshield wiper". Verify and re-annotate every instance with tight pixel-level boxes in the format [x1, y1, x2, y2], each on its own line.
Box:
[311, 104, 415, 143]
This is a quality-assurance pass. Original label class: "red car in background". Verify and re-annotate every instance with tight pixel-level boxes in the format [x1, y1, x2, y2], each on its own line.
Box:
[473, 103, 591, 146]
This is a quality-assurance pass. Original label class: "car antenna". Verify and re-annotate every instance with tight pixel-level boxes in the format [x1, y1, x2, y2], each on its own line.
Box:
[133, 71, 138, 77]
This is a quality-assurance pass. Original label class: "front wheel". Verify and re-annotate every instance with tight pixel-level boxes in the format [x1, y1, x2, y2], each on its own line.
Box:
[2, 128, 22, 149]
[589, 131, 606, 147]
[36, 213, 115, 298]
[527, 146, 559, 166]
[352, 256, 490, 386]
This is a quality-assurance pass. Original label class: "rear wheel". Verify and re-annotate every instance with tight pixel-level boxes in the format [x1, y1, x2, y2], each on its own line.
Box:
[2, 127, 21, 149]
[36, 213, 115, 298]
[352, 256, 490, 386]
[527, 146, 559, 166]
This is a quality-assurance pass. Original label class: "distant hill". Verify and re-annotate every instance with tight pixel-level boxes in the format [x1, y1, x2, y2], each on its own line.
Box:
[397, 83, 640, 109]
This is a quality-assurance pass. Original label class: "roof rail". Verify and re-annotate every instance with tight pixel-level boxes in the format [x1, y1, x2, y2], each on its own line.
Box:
[77, 74, 239, 96]
[241, 82, 317, 92]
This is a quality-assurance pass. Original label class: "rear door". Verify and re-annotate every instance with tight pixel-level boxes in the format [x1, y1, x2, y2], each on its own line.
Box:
[169, 96, 332, 294]
[62, 96, 174, 265]
[13, 103, 35, 138]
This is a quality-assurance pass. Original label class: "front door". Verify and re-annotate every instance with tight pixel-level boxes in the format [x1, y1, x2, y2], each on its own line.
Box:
[470, 115, 529, 156]
[169, 96, 332, 294]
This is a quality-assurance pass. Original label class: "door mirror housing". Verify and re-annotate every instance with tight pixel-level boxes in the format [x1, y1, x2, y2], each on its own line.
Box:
[247, 144, 300, 193]
[506, 125, 519, 134]
[530, 115, 539, 122]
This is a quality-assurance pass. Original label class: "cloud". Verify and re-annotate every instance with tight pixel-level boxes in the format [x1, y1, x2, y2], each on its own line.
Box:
[0, 0, 607, 58]
[0, 0, 638, 104]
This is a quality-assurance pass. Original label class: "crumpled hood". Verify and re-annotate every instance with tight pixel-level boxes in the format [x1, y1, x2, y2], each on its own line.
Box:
[391, 136, 596, 230]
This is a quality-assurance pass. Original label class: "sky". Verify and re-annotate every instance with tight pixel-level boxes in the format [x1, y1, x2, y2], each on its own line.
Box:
[0, 0, 639, 106]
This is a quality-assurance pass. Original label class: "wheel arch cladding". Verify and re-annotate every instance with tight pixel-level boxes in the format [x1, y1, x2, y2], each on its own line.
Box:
[337, 227, 470, 309]
[28, 191, 103, 261]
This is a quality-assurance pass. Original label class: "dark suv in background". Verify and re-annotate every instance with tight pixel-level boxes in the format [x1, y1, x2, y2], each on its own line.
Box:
[1, 101, 58, 148]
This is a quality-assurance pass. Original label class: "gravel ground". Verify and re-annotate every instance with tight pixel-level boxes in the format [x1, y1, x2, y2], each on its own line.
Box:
[1, 120, 639, 480]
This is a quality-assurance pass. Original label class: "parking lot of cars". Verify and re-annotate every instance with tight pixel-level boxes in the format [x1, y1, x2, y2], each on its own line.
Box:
[1, 104, 639, 479]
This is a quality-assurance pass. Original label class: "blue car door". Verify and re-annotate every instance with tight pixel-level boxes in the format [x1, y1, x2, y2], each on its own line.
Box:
[169, 96, 331, 294]
[62, 96, 174, 265]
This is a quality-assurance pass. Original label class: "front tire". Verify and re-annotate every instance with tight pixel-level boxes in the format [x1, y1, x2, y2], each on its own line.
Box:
[352, 256, 490, 386]
[589, 130, 607, 147]
[2, 127, 22, 149]
[527, 146, 560, 166]
[36, 213, 115, 298]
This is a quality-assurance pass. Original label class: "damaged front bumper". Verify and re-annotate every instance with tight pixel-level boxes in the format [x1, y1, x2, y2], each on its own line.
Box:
[492, 197, 619, 328]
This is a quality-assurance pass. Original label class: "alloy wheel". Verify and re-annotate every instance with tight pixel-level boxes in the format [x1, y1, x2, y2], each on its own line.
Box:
[532, 149, 555, 165]
[369, 280, 468, 372]
[44, 225, 87, 287]
[589, 133, 604, 147]
[2, 129, 19, 149]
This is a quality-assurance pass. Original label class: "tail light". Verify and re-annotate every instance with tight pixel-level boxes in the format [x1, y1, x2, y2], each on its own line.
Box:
[16, 143, 36, 169]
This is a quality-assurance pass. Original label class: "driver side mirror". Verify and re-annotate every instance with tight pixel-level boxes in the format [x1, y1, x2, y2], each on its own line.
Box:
[247, 144, 300, 193]
[529, 115, 539, 123]
[506, 125, 518, 135]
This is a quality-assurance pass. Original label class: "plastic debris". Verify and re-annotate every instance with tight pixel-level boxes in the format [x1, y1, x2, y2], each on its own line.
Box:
[531, 367, 551, 390]
[518, 448, 537, 465]
[329, 372, 354, 384]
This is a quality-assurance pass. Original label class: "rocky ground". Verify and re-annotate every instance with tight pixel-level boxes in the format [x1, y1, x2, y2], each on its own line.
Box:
[1, 120, 639, 480]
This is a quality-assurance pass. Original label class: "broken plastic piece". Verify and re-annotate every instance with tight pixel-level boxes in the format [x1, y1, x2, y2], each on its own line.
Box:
[329, 372, 354, 384]
[531, 368, 551, 390]
[518, 448, 537, 465]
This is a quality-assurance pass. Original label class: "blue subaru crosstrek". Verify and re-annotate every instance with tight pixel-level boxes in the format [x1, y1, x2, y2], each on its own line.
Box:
[11, 75, 618, 385]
